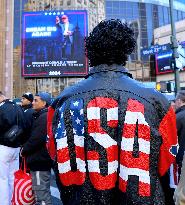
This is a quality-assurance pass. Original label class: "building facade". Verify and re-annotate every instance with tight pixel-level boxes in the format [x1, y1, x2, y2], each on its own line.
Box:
[106, 0, 185, 82]
[0, 0, 14, 98]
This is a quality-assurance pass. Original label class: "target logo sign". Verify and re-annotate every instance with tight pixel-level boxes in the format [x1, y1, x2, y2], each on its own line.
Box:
[12, 169, 35, 205]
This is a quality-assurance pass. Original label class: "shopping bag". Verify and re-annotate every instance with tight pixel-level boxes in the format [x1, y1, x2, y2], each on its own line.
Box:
[11, 158, 35, 205]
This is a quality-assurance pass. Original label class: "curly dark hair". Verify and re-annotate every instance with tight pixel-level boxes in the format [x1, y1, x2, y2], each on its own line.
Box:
[85, 19, 136, 67]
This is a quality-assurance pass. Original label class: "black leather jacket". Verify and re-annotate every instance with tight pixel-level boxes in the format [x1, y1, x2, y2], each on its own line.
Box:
[48, 65, 177, 205]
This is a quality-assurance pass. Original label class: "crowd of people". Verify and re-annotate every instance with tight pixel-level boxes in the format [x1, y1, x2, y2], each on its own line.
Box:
[0, 19, 185, 205]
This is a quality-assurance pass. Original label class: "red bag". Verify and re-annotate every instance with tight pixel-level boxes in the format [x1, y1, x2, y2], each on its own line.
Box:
[11, 158, 35, 205]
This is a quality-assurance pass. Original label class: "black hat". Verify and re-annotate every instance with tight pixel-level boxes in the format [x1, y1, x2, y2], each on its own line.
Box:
[36, 92, 51, 106]
[22, 92, 34, 102]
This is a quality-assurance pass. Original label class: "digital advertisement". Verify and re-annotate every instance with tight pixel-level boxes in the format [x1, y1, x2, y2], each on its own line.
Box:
[22, 10, 88, 77]
[155, 41, 185, 75]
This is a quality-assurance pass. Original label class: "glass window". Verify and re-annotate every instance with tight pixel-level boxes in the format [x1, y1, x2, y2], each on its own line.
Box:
[132, 2, 139, 18]
[67, 0, 71, 6]
[173, 10, 178, 22]
[112, 1, 119, 8]
[106, 1, 112, 8]
[119, 1, 126, 9]
[112, 7, 118, 14]
[158, 6, 164, 26]
[163, 7, 169, 25]
[106, 7, 112, 15]
[126, 8, 133, 19]
[177, 10, 182, 21]
[119, 6, 126, 15]
[146, 4, 153, 46]
[139, 9, 146, 18]
[126, 1, 132, 8]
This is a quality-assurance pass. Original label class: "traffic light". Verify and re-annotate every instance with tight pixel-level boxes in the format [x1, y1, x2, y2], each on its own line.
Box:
[156, 81, 175, 93]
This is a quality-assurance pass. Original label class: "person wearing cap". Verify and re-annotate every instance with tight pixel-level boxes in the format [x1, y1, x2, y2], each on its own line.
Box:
[21, 92, 34, 110]
[56, 14, 74, 59]
[21, 92, 34, 135]
[21, 92, 53, 205]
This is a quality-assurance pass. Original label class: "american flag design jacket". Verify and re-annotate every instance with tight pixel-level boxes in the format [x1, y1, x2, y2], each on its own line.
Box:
[47, 65, 178, 205]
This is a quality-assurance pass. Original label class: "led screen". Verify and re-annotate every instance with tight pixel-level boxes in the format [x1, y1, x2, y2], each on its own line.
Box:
[156, 42, 185, 75]
[22, 10, 88, 77]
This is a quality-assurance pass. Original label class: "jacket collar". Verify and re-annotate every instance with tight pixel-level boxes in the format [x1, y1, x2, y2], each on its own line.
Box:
[176, 105, 185, 114]
[86, 64, 133, 79]
[33, 107, 48, 118]
[0, 99, 13, 107]
[22, 103, 32, 111]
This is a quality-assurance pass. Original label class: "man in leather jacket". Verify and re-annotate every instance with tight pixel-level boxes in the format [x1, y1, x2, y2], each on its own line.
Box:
[0, 91, 25, 205]
[47, 19, 178, 205]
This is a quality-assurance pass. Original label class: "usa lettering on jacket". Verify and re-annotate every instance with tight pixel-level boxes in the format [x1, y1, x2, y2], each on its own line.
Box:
[49, 96, 177, 197]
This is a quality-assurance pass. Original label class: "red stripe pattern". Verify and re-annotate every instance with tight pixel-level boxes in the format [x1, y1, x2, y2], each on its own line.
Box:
[52, 97, 177, 199]
[119, 99, 151, 196]
[87, 97, 118, 190]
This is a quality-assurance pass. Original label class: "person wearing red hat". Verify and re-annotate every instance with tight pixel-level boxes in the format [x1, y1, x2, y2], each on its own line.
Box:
[56, 14, 74, 59]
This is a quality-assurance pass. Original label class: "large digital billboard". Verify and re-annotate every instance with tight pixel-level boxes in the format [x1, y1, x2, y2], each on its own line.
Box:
[22, 10, 88, 77]
[155, 42, 185, 75]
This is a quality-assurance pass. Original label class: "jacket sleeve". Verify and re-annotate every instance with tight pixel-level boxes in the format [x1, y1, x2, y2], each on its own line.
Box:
[47, 106, 56, 160]
[158, 106, 178, 176]
[22, 113, 47, 155]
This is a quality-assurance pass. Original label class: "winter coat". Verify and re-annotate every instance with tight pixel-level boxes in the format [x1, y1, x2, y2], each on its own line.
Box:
[22, 108, 53, 171]
[21, 104, 34, 144]
[22, 103, 34, 131]
[0, 99, 25, 147]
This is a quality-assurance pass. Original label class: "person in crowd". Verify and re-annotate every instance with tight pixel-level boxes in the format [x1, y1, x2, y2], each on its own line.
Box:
[21, 92, 34, 132]
[21, 92, 53, 205]
[173, 90, 185, 204]
[174, 90, 185, 174]
[47, 19, 177, 205]
[56, 14, 74, 58]
[0, 91, 25, 205]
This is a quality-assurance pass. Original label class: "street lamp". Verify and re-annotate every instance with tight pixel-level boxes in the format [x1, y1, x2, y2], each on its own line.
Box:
[169, 0, 180, 95]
